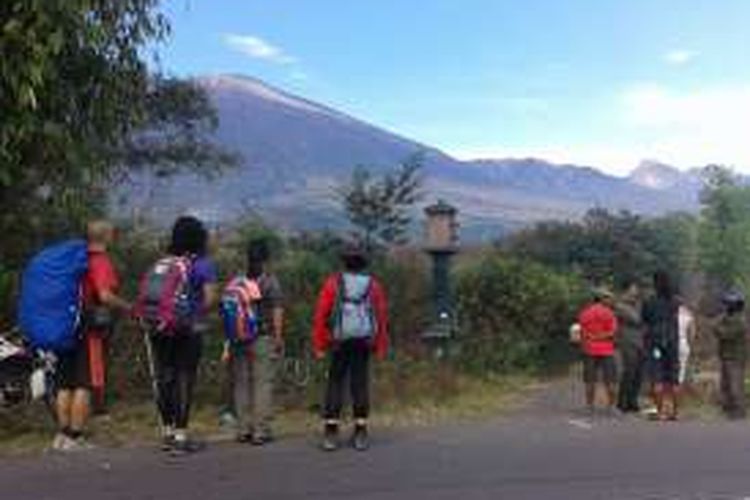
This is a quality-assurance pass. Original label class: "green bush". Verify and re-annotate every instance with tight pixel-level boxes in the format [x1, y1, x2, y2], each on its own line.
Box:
[455, 253, 587, 374]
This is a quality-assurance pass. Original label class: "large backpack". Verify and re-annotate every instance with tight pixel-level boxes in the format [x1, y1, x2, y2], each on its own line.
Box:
[18, 239, 89, 353]
[135, 256, 194, 335]
[220, 276, 262, 344]
[331, 273, 376, 341]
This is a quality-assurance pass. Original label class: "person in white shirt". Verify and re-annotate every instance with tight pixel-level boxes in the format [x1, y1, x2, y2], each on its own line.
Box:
[677, 300, 697, 386]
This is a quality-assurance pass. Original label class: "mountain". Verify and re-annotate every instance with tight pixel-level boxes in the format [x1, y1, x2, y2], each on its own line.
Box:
[118, 74, 703, 239]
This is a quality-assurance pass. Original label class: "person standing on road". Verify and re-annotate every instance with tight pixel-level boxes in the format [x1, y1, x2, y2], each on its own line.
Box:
[677, 299, 697, 387]
[145, 216, 218, 454]
[615, 282, 645, 413]
[223, 238, 285, 445]
[578, 288, 619, 415]
[313, 244, 389, 452]
[54, 220, 131, 451]
[713, 290, 747, 420]
[642, 271, 680, 421]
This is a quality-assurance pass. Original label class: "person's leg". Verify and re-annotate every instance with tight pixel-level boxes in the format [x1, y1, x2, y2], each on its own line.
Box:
[603, 356, 617, 410]
[152, 335, 178, 433]
[231, 346, 251, 439]
[350, 341, 371, 450]
[631, 350, 644, 411]
[322, 342, 349, 450]
[173, 334, 203, 434]
[68, 342, 92, 441]
[251, 336, 278, 444]
[726, 360, 745, 419]
[618, 348, 634, 411]
[582, 357, 596, 412]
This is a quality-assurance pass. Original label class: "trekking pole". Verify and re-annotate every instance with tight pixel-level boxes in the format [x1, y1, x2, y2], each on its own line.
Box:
[141, 324, 164, 438]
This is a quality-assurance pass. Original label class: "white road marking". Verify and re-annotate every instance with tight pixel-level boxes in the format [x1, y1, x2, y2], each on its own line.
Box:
[567, 419, 593, 430]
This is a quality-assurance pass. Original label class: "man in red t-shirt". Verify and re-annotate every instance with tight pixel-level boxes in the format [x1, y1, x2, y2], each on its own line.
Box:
[577, 288, 619, 414]
[54, 220, 131, 451]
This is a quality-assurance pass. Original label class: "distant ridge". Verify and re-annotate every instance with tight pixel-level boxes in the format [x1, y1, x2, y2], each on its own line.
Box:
[118, 74, 704, 240]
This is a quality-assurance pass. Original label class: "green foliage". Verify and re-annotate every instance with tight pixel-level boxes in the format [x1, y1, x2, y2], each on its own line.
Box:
[505, 208, 697, 290]
[455, 253, 587, 373]
[697, 165, 750, 290]
[0, 1, 234, 272]
[336, 154, 425, 250]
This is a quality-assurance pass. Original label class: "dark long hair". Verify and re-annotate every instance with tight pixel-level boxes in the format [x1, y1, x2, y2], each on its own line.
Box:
[246, 238, 270, 279]
[653, 270, 675, 300]
[169, 216, 208, 257]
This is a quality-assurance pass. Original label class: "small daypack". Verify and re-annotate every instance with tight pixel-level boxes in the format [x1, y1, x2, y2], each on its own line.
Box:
[331, 273, 376, 341]
[135, 256, 194, 335]
[220, 276, 262, 344]
[18, 239, 89, 353]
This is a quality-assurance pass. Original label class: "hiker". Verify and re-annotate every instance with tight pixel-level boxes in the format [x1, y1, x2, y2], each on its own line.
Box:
[578, 288, 619, 415]
[55, 220, 131, 451]
[642, 271, 680, 421]
[714, 290, 747, 420]
[220, 238, 284, 445]
[615, 282, 644, 413]
[313, 244, 389, 451]
[137, 216, 218, 454]
[677, 299, 697, 387]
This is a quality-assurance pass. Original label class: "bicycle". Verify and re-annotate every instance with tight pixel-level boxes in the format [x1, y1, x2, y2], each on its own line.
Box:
[0, 326, 57, 413]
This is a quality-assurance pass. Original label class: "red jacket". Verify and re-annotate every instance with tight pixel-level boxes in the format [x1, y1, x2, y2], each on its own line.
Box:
[313, 273, 389, 360]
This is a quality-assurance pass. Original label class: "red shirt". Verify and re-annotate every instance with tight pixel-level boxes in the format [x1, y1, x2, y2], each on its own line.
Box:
[578, 302, 618, 357]
[83, 249, 120, 307]
[312, 273, 389, 360]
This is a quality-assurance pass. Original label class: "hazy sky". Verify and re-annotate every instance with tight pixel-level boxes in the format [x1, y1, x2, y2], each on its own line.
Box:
[161, 1, 750, 175]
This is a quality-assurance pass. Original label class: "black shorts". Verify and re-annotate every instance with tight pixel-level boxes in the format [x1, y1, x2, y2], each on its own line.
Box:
[56, 342, 90, 391]
[583, 355, 617, 384]
[648, 347, 679, 385]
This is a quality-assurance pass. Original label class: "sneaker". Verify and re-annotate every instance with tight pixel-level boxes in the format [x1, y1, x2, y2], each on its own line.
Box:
[51, 433, 67, 451]
[56, 435, 91, 452]
[351, 425, 369, 452]
[171, 438, 206, 455]
[321, 424, 340, 452]
[236, 432, 254, 444]
[161, 435, 177, 452]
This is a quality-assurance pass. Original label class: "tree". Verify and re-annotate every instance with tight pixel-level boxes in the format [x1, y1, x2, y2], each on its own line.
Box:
[0, 1, 234, 266]
[336, 154, 425, 250]
[697, 165, 750, 290]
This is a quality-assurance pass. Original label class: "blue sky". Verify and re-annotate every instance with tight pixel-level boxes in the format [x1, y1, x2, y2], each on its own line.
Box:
[161, 0, 750, 175]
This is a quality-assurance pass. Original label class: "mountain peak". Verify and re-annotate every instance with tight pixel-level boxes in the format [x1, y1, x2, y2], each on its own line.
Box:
[628, 160, 683, 189]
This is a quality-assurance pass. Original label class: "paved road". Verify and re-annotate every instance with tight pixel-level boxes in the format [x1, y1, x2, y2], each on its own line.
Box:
[4, 379, 750, 499]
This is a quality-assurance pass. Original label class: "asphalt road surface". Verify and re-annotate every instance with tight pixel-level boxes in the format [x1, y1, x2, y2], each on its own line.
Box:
[4, 379, 750, 500]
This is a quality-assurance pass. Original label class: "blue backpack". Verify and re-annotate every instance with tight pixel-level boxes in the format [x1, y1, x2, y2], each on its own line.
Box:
[18, 240, 89, 353]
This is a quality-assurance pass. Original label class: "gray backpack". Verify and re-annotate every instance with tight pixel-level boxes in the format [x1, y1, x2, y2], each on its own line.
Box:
[332, 273, 376, 341]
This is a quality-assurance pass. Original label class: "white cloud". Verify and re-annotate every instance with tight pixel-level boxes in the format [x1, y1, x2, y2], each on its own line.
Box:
[223, 34, 296, 64]
[663, 50, 698, 66]
[620, 83, 750, 169]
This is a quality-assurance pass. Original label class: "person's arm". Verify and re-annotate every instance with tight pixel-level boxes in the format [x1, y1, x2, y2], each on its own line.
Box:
[370, 279, 389, 360]
[98, 289, 132, 313]
[312, 275, 338, 360]
[202, 283, 218, 312]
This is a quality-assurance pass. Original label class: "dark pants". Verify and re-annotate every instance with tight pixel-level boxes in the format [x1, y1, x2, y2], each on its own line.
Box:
[618, 345, 644, 411]
[720, 358, 746, 418]
[150, 333, 202, 429]
[324, 339, 371, 420]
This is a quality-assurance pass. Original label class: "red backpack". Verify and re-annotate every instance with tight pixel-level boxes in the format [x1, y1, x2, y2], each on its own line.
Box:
[135, 256, 194, 335]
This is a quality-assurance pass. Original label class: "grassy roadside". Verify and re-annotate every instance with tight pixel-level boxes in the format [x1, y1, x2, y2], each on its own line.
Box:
[0, 368, 536, 457]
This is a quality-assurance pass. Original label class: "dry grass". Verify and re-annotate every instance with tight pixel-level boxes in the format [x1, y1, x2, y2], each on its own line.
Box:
[0, 365, 534, 456]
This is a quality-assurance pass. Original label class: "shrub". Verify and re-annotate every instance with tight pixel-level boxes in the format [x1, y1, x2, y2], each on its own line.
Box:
[455, 253, 587, 374]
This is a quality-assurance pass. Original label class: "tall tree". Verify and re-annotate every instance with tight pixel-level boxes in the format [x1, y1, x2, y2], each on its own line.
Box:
[697, 165, 750, 290]
[0, 1, 234, 265]
[336, 154, 425, 250]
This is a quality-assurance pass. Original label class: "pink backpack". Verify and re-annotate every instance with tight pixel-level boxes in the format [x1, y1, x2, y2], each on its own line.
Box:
[135, 256, 194, 335]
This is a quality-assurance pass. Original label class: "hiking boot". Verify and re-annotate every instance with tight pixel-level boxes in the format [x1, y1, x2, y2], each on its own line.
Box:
[351, 425, 369, 452]
[321, 424, 340, 452]
[251, 430, 274, 447]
